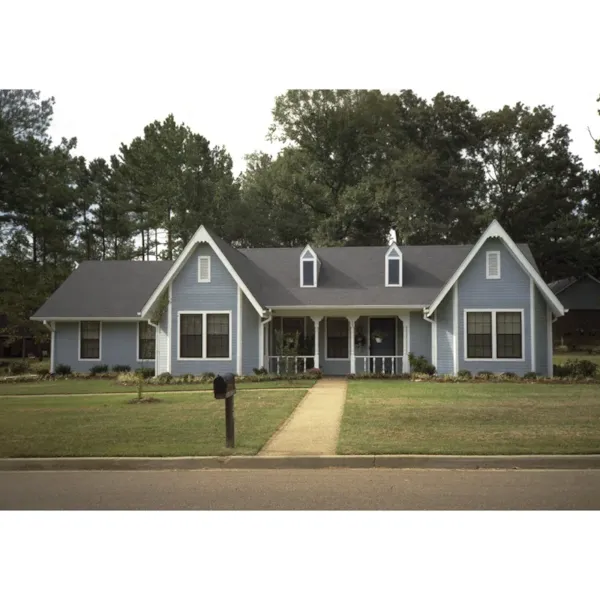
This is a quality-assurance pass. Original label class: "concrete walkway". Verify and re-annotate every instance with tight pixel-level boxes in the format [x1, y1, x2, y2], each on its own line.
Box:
[260, 378, 347, 456]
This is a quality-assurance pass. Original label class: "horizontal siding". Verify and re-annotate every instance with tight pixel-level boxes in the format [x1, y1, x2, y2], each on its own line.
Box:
[410, 311, 431, 363]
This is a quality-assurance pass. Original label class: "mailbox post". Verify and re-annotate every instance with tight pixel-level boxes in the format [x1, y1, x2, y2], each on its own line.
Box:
[213, 373, 236, 448]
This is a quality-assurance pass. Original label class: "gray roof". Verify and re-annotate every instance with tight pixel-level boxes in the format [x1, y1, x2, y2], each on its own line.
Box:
[548, 277, 577, 295]
[32, 261, 173, 319]
[32, 236, 539, 318]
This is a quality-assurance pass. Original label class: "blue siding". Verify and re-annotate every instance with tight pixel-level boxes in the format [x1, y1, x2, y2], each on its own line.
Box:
[54, 321, 141, 373]
[457, 239, 532, 375]
[170, 243, 238, 376]
[436, 292, 454, 375]
[242, 292, 260, 375]
[410, 311, 431, 363]
[535, 287, 549, 375]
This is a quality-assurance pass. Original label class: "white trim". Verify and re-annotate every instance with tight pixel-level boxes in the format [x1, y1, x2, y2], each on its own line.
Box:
[32, 317, 146, 322]
[385, 243, 403, 287]
[78, 320, 102, 361]
[167, 282, 172, 373]
[177, 310, 233, 361]
[300, 246, 318, 288]
[486, 250, 501, 279]
[347, 316, 358, 374]
[136, 321, 157, 362]
[197, 255, 211, 283]
[43, 321, 56, 373]
[453, 284, 458, 375]
[426, 220, 565, 317]
[236, 286, 243, 374]
[267, 305, 426, 311]
[530, 278, 536, 373]
[546, 306, 553, 377]
[140, 225, 264, 318]
[324, 317, 350, 361]
[463, 309, 526, 362]
[312, 316, 322, 369]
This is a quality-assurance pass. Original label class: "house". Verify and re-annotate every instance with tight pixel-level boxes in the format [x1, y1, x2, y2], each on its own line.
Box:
[31, 220, 565, 377]
[549, 274, 600, 349]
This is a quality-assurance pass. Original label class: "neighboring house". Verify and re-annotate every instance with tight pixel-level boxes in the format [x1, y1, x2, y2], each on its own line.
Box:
[31, 220, 565, 377]
[0, 314, 49, 359]
[549, 274, 600, 349]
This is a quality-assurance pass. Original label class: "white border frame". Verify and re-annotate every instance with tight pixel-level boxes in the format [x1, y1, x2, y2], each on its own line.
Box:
[324, 316, 350, 361]
[136, 321, 157, 362]
[486, 250, 501, 279]
[300, 245, 317, 288]
[78, 321, 102, 361]
[177, 310, 233, 361]
[197, 255, 211, 283]
[385, 243, 403, 287]
[463, 308, 525, 362]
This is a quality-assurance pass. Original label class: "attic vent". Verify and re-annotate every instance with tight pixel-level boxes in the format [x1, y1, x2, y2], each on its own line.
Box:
[198, 256, 211, 283]
[486, 251, 501, 279]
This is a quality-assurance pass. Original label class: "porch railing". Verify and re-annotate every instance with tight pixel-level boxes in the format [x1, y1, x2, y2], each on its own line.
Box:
[267, 355, 315, 374]
[360, 355, 404, 375]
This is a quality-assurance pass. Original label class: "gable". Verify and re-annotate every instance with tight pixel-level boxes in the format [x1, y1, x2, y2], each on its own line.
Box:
[556, 276, 600, 310]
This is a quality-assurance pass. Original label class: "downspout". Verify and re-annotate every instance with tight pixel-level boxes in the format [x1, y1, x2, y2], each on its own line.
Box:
[43, 320, 55, 374]
[422, 309, 437, 369]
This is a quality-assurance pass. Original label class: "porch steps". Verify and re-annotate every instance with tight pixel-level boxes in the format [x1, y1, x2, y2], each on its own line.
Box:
[259, 378, 347, 456]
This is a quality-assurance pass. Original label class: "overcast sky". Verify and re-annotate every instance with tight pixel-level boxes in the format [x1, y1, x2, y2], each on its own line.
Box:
[5, 1, 600, 175]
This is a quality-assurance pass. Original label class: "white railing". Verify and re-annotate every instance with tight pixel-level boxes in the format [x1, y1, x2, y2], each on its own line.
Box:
[361, 355, 403, 375]
[268, 356, 315, 374]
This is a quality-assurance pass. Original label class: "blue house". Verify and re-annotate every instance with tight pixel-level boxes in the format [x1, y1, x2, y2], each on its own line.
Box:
[32, 220, 565, 377]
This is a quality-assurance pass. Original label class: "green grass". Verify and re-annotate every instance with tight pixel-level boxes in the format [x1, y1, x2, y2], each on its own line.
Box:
[338, 381, 600, 455]
[0, 378, 314, 396]
[553, 352, 600, 366]
[0, 389, 306, 457]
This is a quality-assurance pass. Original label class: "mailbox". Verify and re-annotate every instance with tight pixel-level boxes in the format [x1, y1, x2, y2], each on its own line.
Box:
[213, 372, 236, 400]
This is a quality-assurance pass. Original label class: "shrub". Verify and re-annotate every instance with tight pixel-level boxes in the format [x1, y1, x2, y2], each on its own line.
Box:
[476, 370, 495, 380]
[253, 367, 268, 376]
[156, 372, 173, 383]
[554, 344, 569, 353]
[201, 372, 215, 379]
[117, 372, 139, 385]
[112, 364, 131, 373]
[181, 373, 195, 383]
[564, 359, 598, 378]
[457, 369, 472, 379]
[8, 361, 29, 375]
[408, 352, 436, 376]
[89, 364, 109, 375]
[500, 372, 519, 379]
[135, 367, 155, 378]
[55, 364, 72, 376]
[523, 371, 538, 380]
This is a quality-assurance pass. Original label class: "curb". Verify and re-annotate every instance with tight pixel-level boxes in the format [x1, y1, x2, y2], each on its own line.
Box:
[1, 455, 600, 472]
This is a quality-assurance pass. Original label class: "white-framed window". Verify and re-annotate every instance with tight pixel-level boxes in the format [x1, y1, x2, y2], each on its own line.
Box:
[79, 321, 101, 360]
[385, 245, 403, 287]
[486, 251, 501, 279]
[137, 321, 156, 361]
[178, 311, 231, 360]
[198, 256, 211, 283]
[300, 246, 317, 287]
[325, 317, 349, 359]
[464, 309, 524, 361]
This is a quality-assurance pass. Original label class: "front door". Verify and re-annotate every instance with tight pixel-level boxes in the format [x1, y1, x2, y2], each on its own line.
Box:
[369, 318, 396, 374]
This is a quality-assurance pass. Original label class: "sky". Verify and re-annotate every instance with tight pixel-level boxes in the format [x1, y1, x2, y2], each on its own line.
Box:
[4, 1, 600, 177]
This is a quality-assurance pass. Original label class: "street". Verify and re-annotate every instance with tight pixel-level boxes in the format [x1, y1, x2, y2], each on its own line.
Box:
[1, 468, 600, 509]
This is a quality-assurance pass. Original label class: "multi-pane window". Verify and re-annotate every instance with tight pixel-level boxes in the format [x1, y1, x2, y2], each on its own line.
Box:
[466, 311, 522, 360]
[327, 317, 349, 359]
[207, 314, 229, 358]
[138, 322, 156, 360]
[302, 260, 315, 286]
[180, 314, 203, 358]
[466, 312, 492, 358]
[496, 312, 522, 359]
[80, 321, 100, 359]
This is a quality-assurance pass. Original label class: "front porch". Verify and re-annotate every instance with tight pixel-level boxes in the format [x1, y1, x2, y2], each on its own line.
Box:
[261, 312, 412, 376]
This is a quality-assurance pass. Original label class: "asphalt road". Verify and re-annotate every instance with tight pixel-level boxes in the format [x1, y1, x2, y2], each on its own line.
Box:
[1, 469, 600, 509]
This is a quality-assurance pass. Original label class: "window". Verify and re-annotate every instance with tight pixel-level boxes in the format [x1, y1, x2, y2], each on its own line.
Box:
[486, 251, 501, 279]
[465, 310, 523, 360]
[138, 322, 156, 360]
[466, 313, 492, 358]
[198, 256, 211, 283]
[386, 245, 403, 286]
[179, 312, 231, 359]
[302, 259, 315, 286]
[180, 314, 203, 358]
[80, 321, 100, 360]
[327, 317, 348, 359]
[207, 314, 229, 358]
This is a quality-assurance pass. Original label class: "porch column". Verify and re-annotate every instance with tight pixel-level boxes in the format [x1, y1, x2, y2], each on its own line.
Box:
[258, 319, 265, 370]
[347, 316, 358, 375]
[402, 315, 410, 374]
[311, 316, 323, 369]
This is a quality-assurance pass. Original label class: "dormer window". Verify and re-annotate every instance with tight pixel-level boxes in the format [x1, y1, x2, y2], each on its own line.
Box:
[300, 245, 319, 287]
[386, 244, 403, 287]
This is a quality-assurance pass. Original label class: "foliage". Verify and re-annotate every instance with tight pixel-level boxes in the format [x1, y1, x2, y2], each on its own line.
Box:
[556, 359, 598, 378]
[55, 364, 72, 376]
[253, 367, 268, 375]
[476, 371, 495, 380]
[150, 291, 169, 325]
[111, 364, 131, 373]
[457, 369, 472, 379]
[8, 360, 29, 375]
[135, 367, 155, 379]
[89, 364, 109, 375]
[523, 371, 538, 379]
[407, 352, 436, 375]
[500, 372, 518, 379]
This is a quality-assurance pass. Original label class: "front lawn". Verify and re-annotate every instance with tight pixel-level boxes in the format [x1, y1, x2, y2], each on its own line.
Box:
[0, 389, 306, 457]
[553, 352, 600, 367]
[338, 381, 600, 455]
[0, 378, 314, 397]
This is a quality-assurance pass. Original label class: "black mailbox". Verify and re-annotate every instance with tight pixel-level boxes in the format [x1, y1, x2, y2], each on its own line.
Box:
[213, 373, 236, 400]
